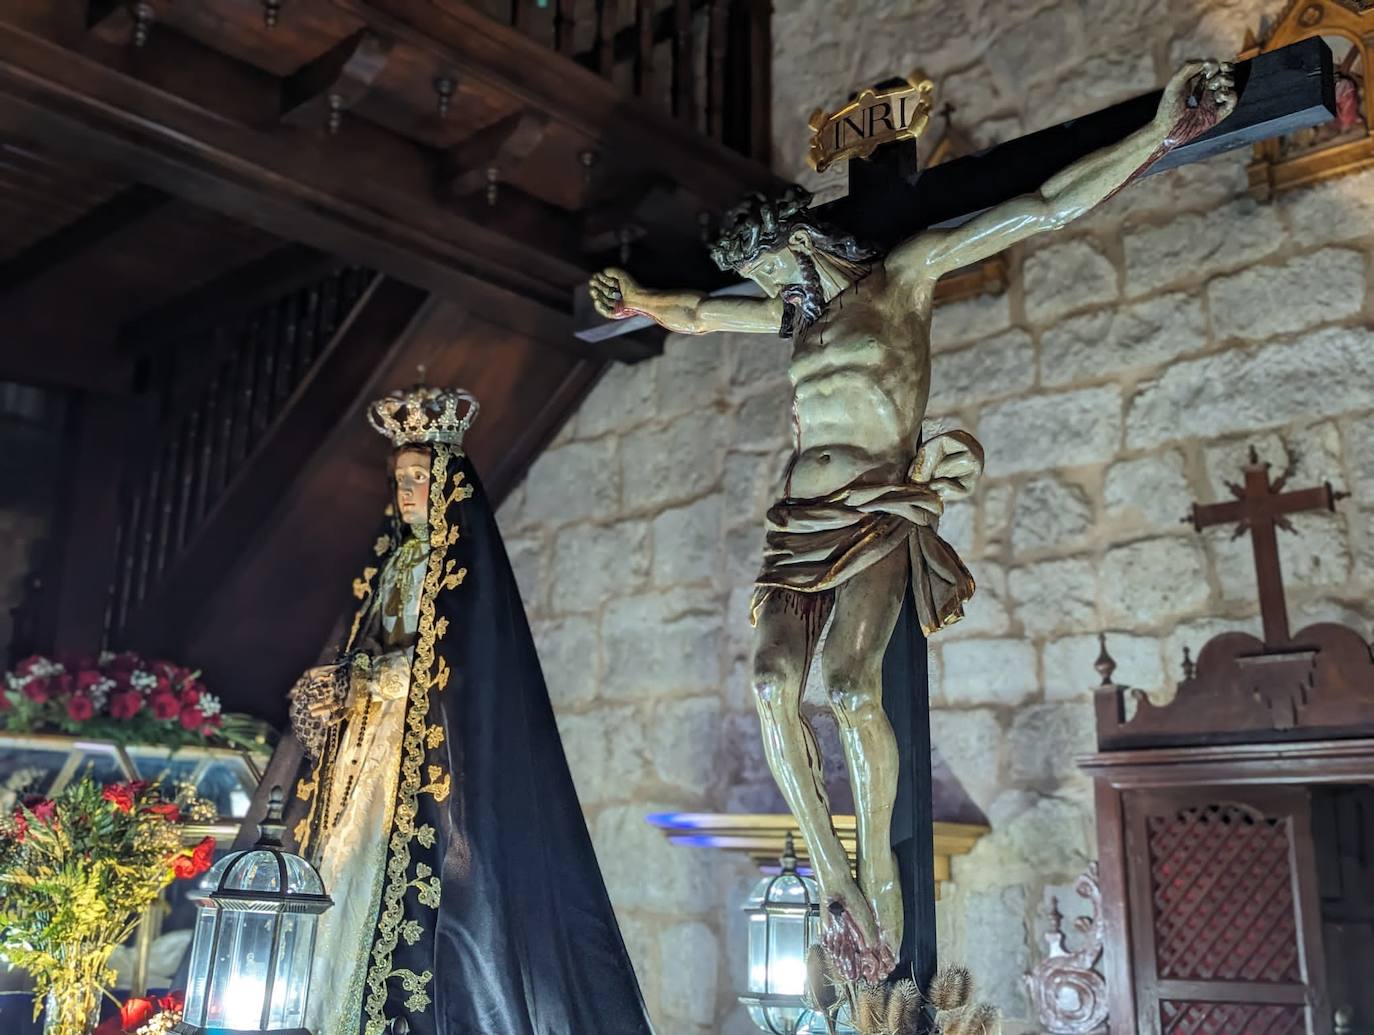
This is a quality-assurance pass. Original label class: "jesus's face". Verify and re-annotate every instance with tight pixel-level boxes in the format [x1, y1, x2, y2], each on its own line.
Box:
[394, 447, 432, 526]
[737, 244, 805, 298]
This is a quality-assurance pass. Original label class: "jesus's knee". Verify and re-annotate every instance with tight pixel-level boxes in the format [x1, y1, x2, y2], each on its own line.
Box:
[825, 670, 883, 721]
[751, 654, 799, 713]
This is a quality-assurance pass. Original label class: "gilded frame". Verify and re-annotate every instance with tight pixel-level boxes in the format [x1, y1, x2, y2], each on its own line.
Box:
[1241, 0, 1374, 199]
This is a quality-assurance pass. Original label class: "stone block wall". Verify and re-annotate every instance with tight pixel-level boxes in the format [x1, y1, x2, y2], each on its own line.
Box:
[498, 2, 1374, 1031]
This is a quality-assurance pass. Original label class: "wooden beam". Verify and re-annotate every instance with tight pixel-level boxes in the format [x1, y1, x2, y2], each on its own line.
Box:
[0, 20, 587, 349]
[166, 301, 593, 720]
[124, 274, 432, 653]
[0, 183, 167, 292]
[439, 109, 550, 198]
[331, 0, 780, 207]
[42, 393, 131, 654]
[280, 29, 394, 133]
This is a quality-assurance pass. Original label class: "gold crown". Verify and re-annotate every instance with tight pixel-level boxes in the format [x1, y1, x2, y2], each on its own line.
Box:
[366, 383, 479, 449]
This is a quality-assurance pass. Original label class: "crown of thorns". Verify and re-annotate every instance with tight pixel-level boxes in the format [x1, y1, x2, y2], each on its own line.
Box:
[708, 185, 874, 272]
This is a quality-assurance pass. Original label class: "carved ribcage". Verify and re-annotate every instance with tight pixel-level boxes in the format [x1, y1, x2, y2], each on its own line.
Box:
[1148, 803, 1301, 984]
[1159, 1000, 1305, 1035]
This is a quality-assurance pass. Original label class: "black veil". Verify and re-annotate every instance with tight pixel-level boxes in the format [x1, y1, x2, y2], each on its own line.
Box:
[296, 443, 654, 1035]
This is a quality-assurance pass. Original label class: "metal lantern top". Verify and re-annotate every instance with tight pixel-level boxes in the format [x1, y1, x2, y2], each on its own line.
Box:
[199, 788, 331, 913]
[744, 833, 817, 916]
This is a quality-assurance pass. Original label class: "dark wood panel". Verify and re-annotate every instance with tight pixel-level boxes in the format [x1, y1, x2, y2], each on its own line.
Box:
[173, 301, 587, 721]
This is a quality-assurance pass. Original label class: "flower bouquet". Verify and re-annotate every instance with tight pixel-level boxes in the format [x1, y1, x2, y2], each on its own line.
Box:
[2, 653, 258, 750]
[0, 778, 216, 1035]
[93, 991, 184, 1035]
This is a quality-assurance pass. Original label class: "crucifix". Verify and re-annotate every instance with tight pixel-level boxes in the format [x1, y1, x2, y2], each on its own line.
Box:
[1189, 446, 1348, 646]
[585, 38, 1336, 1035]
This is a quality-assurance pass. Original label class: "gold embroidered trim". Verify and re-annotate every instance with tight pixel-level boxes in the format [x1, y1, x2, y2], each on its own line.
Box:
[374, 535, 393, 557]
[353, 566, 379, 600]
[361, 448, 459, 1035]
[424, 724, 445, 749]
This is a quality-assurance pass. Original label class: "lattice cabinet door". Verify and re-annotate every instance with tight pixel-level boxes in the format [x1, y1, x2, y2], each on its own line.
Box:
[1122, 787, 1330, 1035]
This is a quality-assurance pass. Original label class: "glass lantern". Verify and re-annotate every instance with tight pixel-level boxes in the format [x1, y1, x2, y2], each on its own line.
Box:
[175, 787, 332, 1035]
[738, 833, 827, 1035]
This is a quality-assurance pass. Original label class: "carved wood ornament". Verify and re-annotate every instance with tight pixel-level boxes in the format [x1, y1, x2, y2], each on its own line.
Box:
[1082, 448, 1374, 1035]
[1024, 863, 1110, 1035]
[1242, 0, 1374, 198]
[1095, 449, 1374, 751]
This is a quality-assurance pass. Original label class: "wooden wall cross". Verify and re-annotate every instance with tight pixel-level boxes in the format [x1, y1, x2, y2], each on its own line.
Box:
[1189, 446, 1347, 645]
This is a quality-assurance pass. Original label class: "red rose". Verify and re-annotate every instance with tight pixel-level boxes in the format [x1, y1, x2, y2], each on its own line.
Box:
[201, 713, 222, 732]
[109, 690, 144, 719]
[149, 691, 181, 720]
[158, 990, 185, 1014]
[15, 655, 44, 677]
[102, 784, 136, 813]
[52, 673, 74, 698]
[145, 802, 181, 823]
[179, 706, 205, 731]
[75, 670, 104, 693]
[66, 694, 95, 722]
[11, 810, 27, 842]
[22, 677, 50, 703]
[29, 799, 56, 824]
[171, 836, 215, 879]
[179, 685, 201, 707]
[119, 996, 155, 1032]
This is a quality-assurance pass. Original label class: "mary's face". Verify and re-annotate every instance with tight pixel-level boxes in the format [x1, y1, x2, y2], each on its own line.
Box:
[394, 447, 432, 526]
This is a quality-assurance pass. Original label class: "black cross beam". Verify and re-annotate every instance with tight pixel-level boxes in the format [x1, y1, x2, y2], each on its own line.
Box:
[574, 36, 1335, 344]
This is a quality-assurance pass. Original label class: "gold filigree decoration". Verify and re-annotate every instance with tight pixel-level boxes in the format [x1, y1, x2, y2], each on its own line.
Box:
[435, 657, 451, 692]
[425, 725, 445, 749]
[421, 765, 451, 804]
[295, 776, 316, 802]
[442, 559, 467, 592]
[361, 444, 457, 1035]
[807, 72, 935, 172]
[293, 817, 311, 846]
[435, 616, 449, 639]
[373, 535, 393, 557]
[390, 968, 434, 1014]
[416, 823, 437, 849]
[352, 566, 379, 600]
[399, 920, 423, 946]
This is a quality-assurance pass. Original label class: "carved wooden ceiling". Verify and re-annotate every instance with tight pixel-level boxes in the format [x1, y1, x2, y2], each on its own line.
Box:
[1, 0, 776, 718]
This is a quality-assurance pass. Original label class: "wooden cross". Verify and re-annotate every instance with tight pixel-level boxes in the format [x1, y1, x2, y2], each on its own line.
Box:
[1190, 446, 1347, 645]
[576, 38, 1337, 343]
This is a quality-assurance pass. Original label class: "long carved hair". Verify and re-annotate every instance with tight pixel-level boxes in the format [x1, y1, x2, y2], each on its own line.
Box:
[708, 185, 879, 276]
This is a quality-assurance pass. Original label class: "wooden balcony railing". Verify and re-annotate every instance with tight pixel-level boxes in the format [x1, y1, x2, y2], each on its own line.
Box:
[108, 263, 377, 643]
[478, 0, 771, 162]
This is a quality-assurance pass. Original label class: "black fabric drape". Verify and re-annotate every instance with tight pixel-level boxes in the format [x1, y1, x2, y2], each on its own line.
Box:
[300, 446, 653, 1035]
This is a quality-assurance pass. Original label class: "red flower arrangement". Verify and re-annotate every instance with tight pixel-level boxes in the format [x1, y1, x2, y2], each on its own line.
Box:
[2, 652, 256, 750]
[0, 779, 217, 1035]
[94, 991, 187, 1035]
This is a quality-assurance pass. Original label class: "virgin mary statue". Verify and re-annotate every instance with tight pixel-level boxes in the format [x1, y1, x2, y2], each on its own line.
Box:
[285, 383, 653, 1035]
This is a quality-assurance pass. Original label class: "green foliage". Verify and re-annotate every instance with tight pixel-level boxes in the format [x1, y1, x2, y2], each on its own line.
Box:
[0, 778, 215, 1032]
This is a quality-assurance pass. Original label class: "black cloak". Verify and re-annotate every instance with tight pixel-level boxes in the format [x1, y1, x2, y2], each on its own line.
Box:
[294, 443, 654, 1035]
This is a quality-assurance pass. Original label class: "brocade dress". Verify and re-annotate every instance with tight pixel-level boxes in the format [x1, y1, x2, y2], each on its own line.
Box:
[306, 532, 429, 1035]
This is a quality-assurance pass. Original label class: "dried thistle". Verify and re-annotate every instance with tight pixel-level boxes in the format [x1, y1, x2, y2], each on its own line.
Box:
[851, 980, 887, 1034]
[885, 978, 923, 1035]
[806, 943, 838, 1011]
[962, 1003, 1000, 1035]
[927, 964, 973, 1012]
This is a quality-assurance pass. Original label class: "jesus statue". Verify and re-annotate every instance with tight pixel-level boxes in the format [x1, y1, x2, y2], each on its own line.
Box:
[590, 59, 1236, 983]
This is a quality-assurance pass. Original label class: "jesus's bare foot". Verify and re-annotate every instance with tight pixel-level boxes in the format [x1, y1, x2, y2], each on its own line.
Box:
[861, 848, 904, 966]
[822, 886, 896, 983]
